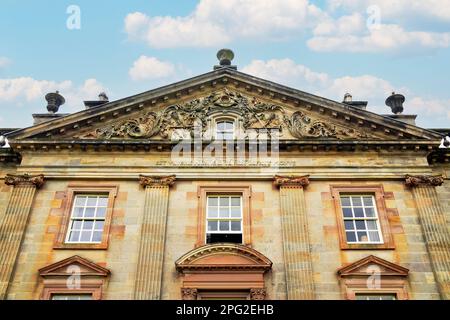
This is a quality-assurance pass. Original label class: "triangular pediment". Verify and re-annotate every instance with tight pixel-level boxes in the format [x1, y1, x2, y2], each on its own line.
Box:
[6, 68, 441, 145]
[38, 255, 110, 277]
[337, 255, 409, 277]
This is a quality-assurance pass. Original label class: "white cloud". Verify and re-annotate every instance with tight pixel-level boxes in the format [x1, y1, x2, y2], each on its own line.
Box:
[327, 0, 450, 22]
[124, 0, 326, 48]
[129, 56, 176, 81]
[241, 58, 449, 125]
[0, 57, 11, 68]
[308, 22, 450, 53]
[0, 77, 107, 112]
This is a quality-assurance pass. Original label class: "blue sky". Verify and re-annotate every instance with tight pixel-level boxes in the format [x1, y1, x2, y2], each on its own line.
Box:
[0, 0, 449, 128]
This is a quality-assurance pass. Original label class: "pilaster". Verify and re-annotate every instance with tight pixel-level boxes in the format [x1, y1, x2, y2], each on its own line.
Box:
[405, 174, 450, 299]
[134, 175, 175, 300]
[0, 174, 45, 299]
[274, 175, 315, 300]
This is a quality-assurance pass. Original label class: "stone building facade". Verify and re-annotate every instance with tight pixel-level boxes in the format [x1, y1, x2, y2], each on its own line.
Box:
[0, 51, 449, 300]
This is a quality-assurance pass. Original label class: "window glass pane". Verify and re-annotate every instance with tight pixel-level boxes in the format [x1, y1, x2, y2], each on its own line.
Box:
[219, 221, 229, 231]
[96, 207, 106, 218]
[342, 208, 353, 218]
[365, 207, 375, 217]
[219, 207, 229, 218]
[357, 232, 368, 242]
[80, 231, 91, 242]
[363, 196, 374, 206]
[86, 197, 97, 206]
[97, 197, 108, 207]
[217, 122, 226, 130]
[346, 232, 356, 242]
[69, 231, 80, 242]
[72, 207, 84, 218]
[225, 122, 234, 130]
[369, 231, 381, 242]
[352, 197, 362, 206]
[340, 197, 351, 207]
[84, 221, 94, 230]
[230, 221, 241, 231]
[92, 231, 103, 242]
[72, 220, 82, 230]
[366, 221, 378, 230]
[230, 197, 240, 206]
[208, 207, 218, 217]
[344, 221, 354, 230]
[85, 207, 95, 218]
[353, 208, 364, 217]
[94, 221, 104, 230]
[208, 221, 218, 232]
[355, 220, 366, 230]
[230, 207, 241, 217]
[219, 197, 229, 206]
[223, 133, 233, 140]
[74, 196, 86, 206]
[208, 197, 218, 206]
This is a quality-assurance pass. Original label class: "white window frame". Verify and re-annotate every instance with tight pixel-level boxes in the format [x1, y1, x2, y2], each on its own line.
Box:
[65, 194, 108, 244]
[215, 120, 235, 140]
[206, 195, 243, 243]
[340, 194, 384, 244]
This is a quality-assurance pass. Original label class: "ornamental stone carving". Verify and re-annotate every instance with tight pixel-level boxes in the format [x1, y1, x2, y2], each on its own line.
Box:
[181, 288, 198, 300]
[405, 174, 444, 187]
[273, 175, 310, 188]
[139, 175, 176, 188]
[250, 288, 267, 300]
[77, 89, 370, 140]
[4, 174, 45, 188]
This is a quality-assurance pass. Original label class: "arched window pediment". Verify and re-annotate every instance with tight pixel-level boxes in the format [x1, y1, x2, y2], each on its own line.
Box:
[175, 243, 272, 273]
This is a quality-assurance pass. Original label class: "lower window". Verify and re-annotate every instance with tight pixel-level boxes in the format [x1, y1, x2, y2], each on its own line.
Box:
[355, 293, 397, 300]
[51, 294, 93, 300]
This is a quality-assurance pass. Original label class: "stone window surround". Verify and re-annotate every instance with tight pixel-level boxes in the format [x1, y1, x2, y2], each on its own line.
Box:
[41, 283, 103, 300]
[53, 184, 118, 250]
[330, 185, 395, 250]
[196, 185, 252, 247]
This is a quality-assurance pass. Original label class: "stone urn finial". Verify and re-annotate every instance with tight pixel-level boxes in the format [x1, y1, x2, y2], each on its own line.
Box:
[217, 49, 235, 66]
[385, 92, 405, 115]
[45, 91, 65, 113]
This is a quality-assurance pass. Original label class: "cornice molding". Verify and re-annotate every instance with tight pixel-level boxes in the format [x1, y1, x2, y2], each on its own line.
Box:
[273, 175, 310, 188]
[4, 173, 45, 188]
[139, 174, 176, 188]
[405, 174, 444, 188]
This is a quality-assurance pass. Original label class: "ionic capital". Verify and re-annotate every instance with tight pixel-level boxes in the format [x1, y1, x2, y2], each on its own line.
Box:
[405, 174, 444, 188]
[4, 173, 45, 189]
[139, 175, 176, 188]
[274, 175, 310, 188]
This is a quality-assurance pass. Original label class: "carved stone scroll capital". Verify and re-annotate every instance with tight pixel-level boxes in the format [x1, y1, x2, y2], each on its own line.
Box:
[250, 288, 267, 300]
[4, 174, 45, 189]
[139, 175, 176, 188]
[181, 288, 198, 300]
[273, 175, 310, 189]
[405, 174, 444, 188]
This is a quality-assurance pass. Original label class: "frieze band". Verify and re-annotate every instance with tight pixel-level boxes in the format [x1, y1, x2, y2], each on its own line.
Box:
[4, 174, 45, 188]
[139, 175, 176, 188]
[273, 175, 310, 188]
[405, 174, 444, 187]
